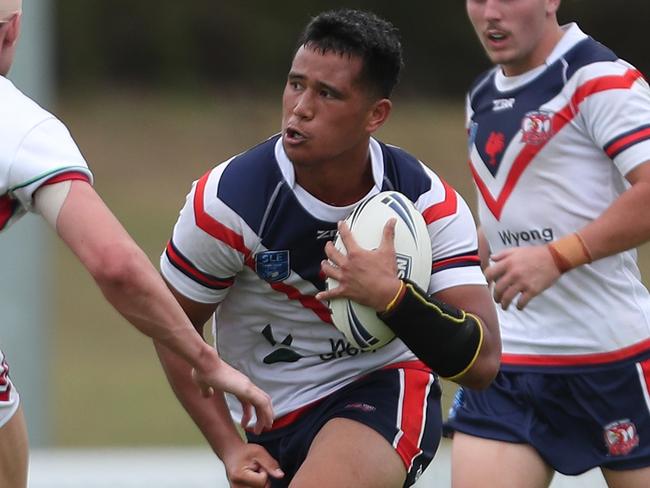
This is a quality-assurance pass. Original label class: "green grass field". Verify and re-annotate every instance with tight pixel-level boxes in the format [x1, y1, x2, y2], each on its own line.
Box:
[51, 92, 650, 446]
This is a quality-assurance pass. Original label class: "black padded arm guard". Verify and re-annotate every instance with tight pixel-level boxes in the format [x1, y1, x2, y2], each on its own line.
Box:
[377, 280, 483, 380]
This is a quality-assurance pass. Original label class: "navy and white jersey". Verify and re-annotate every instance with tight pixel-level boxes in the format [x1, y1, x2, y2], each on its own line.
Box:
[468, 23, 650, 369]
[161, 135, 485, 422]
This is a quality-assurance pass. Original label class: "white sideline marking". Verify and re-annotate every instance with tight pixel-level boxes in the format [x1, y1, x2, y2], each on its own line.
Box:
[29, 440, 606, 487]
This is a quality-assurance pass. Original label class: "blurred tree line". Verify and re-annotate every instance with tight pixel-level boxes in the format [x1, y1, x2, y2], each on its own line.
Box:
[56, 0, 650, 100]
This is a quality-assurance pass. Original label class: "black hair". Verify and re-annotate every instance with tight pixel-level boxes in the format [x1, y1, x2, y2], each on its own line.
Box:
[296, 9, 403, 99]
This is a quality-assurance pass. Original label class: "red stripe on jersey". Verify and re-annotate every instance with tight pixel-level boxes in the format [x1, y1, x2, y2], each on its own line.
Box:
[165, 241, 233, 289]
[268, 281, 332, 324]
[473, 68, 644, 220]
[422, 178, 457, 224]
[0, 194, 17, 231]
[432, 254, 481, 271]
[605, 126, 650, 158]
[43, 171, 91, 186]
[194, 172, 251, 258]
[0, 361, 10, 402]
[502, 336, 650, 367]
[193, 171, 332, 323]
[395, 369, 429, 470]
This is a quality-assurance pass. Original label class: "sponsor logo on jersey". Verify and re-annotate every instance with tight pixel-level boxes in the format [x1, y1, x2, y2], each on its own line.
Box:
[492, 98, 515, 111]
[521, 110, 553, 145]
[603, 419, 639, 456]
[261, 324, 304, 364]
[255, 250, 290, 282]
[260, 325, 378, 365]
[319, 338, 377, 361]
[316, 229, 338, 240]
[498, 227, 554, 246]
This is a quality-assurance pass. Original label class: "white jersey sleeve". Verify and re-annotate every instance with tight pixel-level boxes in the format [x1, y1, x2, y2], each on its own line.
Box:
[8, 117, 91, 210]
[577, 62, 650, 176]
[160, 164, 252, 304]
[1, 76, 92, 231]
[416, 167, 486, 294]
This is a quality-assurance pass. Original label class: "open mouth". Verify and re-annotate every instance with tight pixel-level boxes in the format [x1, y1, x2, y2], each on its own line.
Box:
[486, 29, 508, 46]
[285, 127, 307, 142]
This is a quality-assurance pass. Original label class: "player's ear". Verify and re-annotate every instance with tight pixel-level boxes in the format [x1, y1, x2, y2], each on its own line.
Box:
[2, 13, 20, 47]
[546, 0, 561, 15]
[366, 98, 392, 134]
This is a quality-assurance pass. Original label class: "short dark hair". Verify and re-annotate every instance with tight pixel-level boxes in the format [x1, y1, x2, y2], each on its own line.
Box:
[296, 9, 403, 99]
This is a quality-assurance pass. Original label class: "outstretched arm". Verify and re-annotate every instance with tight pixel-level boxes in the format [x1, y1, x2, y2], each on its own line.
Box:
[34, 179, 273, 431]
[317, 220, 500, 388]
[153, 290, 283, 487]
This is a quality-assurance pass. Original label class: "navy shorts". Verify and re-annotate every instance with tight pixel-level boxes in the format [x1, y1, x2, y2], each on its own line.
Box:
[247, 364, 442, 487]
[446, 358, 650, 475]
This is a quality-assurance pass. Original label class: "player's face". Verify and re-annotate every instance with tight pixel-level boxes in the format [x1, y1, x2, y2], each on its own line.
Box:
[466, 0, 562, 76]
[281, 45, 384, 169]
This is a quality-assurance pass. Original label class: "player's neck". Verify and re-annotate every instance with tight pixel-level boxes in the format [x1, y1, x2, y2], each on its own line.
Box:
[294, 153, 374, 207]
[502, 23, 565, 77]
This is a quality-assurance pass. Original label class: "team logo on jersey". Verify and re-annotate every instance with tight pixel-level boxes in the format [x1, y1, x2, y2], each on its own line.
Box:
[255, 250, 290, 282]
[485, 131, 506, 167]
[603, 419, 639, 456]
[521, 110, 554, 145]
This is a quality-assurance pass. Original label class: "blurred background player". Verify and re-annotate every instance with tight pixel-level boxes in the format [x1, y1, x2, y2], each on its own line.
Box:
[155, 8, 499, 488]
[0, 1, 273, 486]
[446, 1, 650, 487]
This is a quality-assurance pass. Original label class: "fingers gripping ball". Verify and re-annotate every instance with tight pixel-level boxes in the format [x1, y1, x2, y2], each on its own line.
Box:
[327, 191, 432, 350]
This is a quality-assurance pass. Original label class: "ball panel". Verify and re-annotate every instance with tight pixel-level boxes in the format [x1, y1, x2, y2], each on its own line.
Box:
[327, 191, 432, 351]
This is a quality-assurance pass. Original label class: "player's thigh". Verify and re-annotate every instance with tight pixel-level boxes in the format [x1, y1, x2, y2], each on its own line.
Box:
[290, 417, 406, 488]
[0, 405, 29, 488]
[451, 432, 553, 488]
[602, 465, 650, 488]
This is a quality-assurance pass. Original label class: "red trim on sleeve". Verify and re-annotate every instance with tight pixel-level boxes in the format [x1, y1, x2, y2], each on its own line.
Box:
[43, 171, 91, 186]
[165, 241, 233, 289]
[421, 178, 457, 224]
[605, 127, 650, 158]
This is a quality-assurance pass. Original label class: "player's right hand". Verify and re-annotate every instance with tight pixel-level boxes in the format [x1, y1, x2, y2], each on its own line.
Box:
[224, 443, 284, 488]
[191, 358, 274, 434]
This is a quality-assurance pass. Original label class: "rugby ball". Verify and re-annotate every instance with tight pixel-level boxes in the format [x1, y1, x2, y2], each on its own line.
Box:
[327, 191, 432, 350]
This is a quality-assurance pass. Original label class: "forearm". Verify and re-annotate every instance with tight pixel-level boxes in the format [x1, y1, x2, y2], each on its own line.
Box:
[579, 177, 650, 260]
[154, 341, 246, 461]
[378, 281, 500, 388]
[94, 245, 216, 365]
[37, 180, 218, 372]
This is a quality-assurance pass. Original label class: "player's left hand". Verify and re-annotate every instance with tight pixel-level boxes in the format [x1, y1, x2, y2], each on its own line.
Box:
[316, 220, 402, 311]
[484, 245, 561, 310]
[191, 359, 273, 435]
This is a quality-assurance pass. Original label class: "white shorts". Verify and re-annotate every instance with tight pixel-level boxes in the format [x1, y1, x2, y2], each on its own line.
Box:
[0, 350, 20, 429]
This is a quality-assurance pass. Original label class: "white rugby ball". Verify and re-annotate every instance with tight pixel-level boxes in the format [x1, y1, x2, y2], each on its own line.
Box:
[327, 191, 432, 351]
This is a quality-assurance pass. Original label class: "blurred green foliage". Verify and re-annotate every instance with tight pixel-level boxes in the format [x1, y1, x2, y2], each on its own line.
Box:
[56, 0, 650, 99]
